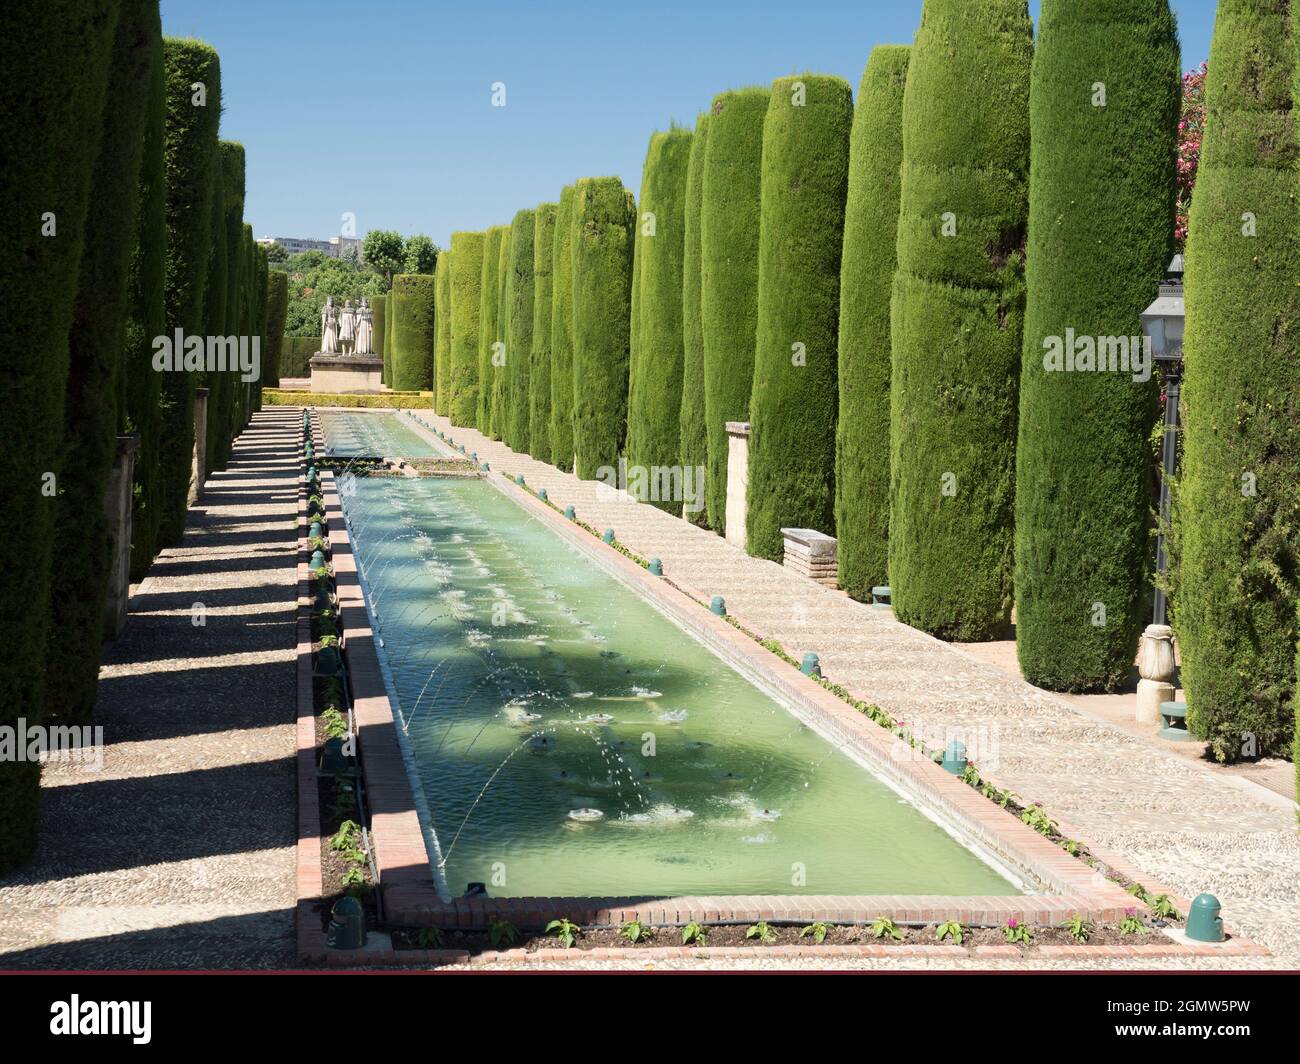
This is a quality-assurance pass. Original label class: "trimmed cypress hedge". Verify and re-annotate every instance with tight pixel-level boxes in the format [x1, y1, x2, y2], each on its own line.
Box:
[382, 283, 393, 386]
[477, 225, 505, 434]
[1015, 0, 1179, 692]
[434, 262, 452, 415]
[530, 203, 558, 463]
[218, 141, 245, 461]
[505, 208, 536, 452]
[889, 0, 1033, 641]
[158, 37, 222, 547]
[549, 185, 578, 472]
[571, 177, 636, 479]
[124, 7, 167, 582]
[264, 270, 288, 387]
[252, 243, 269, 411]
[834, 47, 910, 600]
[679, 112, 711, 527]
[280, 337, 320, 378]
[389, 273, 436, 391]
[203, 160, 229, 471]
[627, 128, 693, 512]
[747, 76, 853, 559]
[448, 230, 485, 426]
[369, 290, 386, 366]
[0, 0, 118, 871]
[45, 0, 154, 730]
[1173, 0, 1300, 760]
[492, 228, 512, 439]
[700, 87, 769, 532]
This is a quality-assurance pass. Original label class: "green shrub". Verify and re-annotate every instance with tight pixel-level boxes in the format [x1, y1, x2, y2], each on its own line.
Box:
[747, 76, 853, 560]
[477, 225, 506, 434]
[252, 243, 269, 412]
[530, 203, 558, 463]
[550, 185, 577, 471]
[0, 0, 118, 872]
[202, 159, 229, 470]
[369, 290, 386, 365]
[701, 87, 769, 532]
[264, 390, 431, 409]
[382, 281, 393, 386]
[1173, 0, 1300, 759]
[448, 230, 485, 426]
[158, 37, 222, 547]
[889, 0, 1033, 641]
[218, 141, 245, 458]
[45, 0, 156, 729]
[505, 208, 536, 452]
[571, 176, 636, 479]
[835, 47, 910, 600]
[627, 128, 693, 512]
[434, 261, 452, 415]
[679, 112, 711, 526]
[1015, 0, 1179, 691]
[124, 10, 167, 581]
[264, 270, 288, 387]
[390, 273, 436, 391]
[492, 228, 512, 439]
[280, 336, 319, 378]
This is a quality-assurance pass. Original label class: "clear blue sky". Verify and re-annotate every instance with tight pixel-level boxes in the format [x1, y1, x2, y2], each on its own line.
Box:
[160, 0, 1219, 249]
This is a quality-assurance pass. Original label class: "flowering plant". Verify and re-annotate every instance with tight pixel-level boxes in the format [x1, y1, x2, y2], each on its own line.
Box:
[1176, 62, 1207, 247]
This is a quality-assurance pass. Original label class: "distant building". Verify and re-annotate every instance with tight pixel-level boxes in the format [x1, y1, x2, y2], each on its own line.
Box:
[257, 235, 364, 261]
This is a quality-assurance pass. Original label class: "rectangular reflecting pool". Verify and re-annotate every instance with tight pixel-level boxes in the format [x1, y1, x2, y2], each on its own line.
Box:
[327, 413, 1019, 900]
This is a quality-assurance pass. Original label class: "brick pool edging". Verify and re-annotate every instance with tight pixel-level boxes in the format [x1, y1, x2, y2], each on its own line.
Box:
[294, 409, 1267, 965]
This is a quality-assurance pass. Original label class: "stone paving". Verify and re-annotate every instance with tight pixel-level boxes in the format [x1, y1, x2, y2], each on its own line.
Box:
[0, 408, 300, 969]
[416, 410, 1300, 968]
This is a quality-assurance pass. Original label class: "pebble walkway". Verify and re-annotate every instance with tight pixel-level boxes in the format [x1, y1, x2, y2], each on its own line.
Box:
[0, 408, 301, 969]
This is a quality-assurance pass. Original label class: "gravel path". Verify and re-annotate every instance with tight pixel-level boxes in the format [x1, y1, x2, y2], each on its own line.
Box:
[416, 411, 1300, 969]
[0, 408, 300, 969]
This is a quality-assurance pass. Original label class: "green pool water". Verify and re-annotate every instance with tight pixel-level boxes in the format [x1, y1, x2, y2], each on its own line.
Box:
[328, 413, 1019, 900]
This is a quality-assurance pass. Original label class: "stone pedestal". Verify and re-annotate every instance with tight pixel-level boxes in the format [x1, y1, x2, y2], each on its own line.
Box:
[189, 386, 209, 505]
[781, 528, 838, 588]
[103, 434, 141, 640]
[310, 354, 385, 393]
[725, 421, 751, 550]
[1136, 623, 1177, 725]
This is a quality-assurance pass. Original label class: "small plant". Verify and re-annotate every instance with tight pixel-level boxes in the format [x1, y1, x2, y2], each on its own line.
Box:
[1150, 894, 1181, 920]
[416, 927, 444, 949]
[321, 707, 347, 740]
[960, 764, 981, 787]
[1020, 802, 1055, 837]
[1060, 914, 1092, 943]
[546, 918, 581, 948]
[1127, 882, 1149, 901]
[1062, 839, 1081, 856]
[800, 921, 831, 944]
[620, 920, 654, 944]
[329, 820, 360, 851]
[746, 921, 778, 944]
[936, 920, 965, 945]
[488, 919, 518, 948]
[681, 921, 708, 945]
[1119, 908, 1148, 936]
[1003, 918, 1032, 945]
[341, 866, 368, 895]
[870, 917, 904, 942]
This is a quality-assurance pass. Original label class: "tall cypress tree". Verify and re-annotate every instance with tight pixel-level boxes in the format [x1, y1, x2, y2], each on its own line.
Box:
[506, 208, 536, 452]
[1016, 0, 1179, 691]
[679, 112, 711, 527]
[700, 87, 769, 532]
[835, 47, 910, 600]
[550, 185, 578, 471]
[434, 259, 452, 416]
[203, 157, 229, 471]
[530, 203, 558, 463]
[448, 230, 485, 426]
[492, 229, 512, 439]
[889, 0, 1033, 641]
[628, 128, 693, 512]
[1173, 0, 1300, 759]
[571, 176, 636, 479]
[390, 273, 436, 391]
[265, 270, 288, 387]
[477, 225, 505, 434]
[747, 75, 853, 559]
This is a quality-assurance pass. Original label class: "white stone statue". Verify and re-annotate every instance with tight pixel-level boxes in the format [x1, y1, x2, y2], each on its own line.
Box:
[320, 296, 339, 354]
[355, 298, 373, 356]
[339, 299, 357, 355]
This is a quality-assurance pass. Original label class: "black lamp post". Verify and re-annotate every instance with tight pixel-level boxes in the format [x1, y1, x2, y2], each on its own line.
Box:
[1140, 254, 1185, 627]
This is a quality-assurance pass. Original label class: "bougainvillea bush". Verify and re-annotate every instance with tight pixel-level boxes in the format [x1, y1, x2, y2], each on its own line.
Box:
[1175, 61, 1206, 248]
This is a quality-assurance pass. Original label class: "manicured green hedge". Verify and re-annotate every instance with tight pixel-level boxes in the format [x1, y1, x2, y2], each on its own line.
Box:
[571, 177, 636, 479]
[369, 290, 386, 365]
[1173, 0, 1300, 760]
[0, 0, 118, 872]
[218, 141, 245, 458]
[505, 208, 536, 452]
[627, 128, 693, 512]
[492, 228, 512, 439]
[390, 273, 436, 391]
[264, 270, 288, 387]
[264, 390, 431, 409]
[679, 112, 711, 527]
[700, 87, 769, 532]
[889, 0, 1033, 641]
[448, 230, 485, 426]
[434, 261, 452, 415]
[477, 226, 506, 434]
[1015, 0, 1179, 692]
[124, 8, 167, 582]
[747, 76, 853, 560]
[280, 336, 319, 378]
[549, 185, 577, 472]
[158, 37, 222, 547]
[530, 203, 558, 463]
[252, 242, 269, 412]
[382, 281, 393, 386]
[834, 47, 909, 600]
[203, 159, 229, 471]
